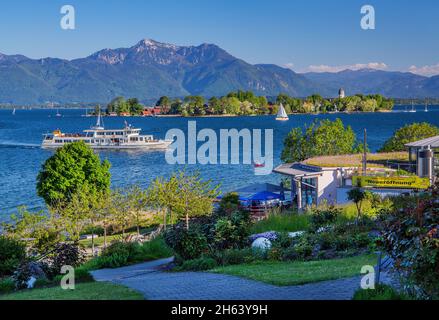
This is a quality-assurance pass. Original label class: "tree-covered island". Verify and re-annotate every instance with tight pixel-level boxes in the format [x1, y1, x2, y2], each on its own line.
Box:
[100, 91, 394, 117]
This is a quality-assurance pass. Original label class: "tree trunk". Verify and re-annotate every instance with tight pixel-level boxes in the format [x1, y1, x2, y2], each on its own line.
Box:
[163, 209, 167, 230]
[185, 213, 189, 230]
[104, 224, 107, 249]
[91, 233, 95, 257]
[356, 203, 362, 225]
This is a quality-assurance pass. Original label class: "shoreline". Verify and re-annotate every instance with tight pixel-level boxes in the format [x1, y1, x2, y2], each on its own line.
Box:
[1, 108, 434, 118]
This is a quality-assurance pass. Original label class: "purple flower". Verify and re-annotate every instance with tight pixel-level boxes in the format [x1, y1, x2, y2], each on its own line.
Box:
[249, 231, 279, 242]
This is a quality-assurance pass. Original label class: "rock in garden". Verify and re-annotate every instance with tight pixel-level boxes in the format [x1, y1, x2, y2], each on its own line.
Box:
[251, 237, 272, 251]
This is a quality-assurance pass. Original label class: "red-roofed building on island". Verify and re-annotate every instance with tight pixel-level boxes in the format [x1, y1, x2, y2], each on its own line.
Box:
[142, 107, 162, 116]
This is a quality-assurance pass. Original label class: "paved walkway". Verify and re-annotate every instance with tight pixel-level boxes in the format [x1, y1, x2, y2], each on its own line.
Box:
[91, 258, 395, 300]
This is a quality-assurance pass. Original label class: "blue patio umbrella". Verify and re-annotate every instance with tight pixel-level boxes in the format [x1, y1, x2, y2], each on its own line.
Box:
[216, 195, 250, 201]
[249, 191, 282, 201]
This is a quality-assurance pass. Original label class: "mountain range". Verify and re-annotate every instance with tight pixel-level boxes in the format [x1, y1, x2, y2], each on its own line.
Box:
[1, 39, 438, 105]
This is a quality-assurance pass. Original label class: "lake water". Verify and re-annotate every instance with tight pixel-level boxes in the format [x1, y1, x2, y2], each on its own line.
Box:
[1, 105, 438, 221]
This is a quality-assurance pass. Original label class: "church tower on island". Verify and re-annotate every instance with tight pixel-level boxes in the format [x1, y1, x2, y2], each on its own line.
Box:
[338, 88, 346, 99]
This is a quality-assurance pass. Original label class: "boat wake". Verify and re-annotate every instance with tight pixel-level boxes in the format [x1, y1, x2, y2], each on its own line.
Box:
[0, 141, 41, 149]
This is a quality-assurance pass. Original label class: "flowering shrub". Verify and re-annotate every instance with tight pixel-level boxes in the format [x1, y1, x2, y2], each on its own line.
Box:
[310, 207, 341, 231]
[249, 231, 278, 243]
[214, 211, 250, 250]
[43, 243, 86, 278]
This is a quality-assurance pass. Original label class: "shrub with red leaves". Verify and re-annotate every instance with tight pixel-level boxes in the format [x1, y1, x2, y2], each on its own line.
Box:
[380, 179, 439, 299]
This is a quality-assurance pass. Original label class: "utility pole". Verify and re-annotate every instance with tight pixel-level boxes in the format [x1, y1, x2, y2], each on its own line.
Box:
[363, 129, 367, 175]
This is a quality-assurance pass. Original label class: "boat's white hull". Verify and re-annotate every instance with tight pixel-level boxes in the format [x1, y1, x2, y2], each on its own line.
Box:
[275, 117, 289, 121]
[42, 119, 172, 150]
[42, 140, 172, 150]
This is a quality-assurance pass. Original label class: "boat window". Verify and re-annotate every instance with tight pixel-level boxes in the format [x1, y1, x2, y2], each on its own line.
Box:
[55, 140, 62, 143]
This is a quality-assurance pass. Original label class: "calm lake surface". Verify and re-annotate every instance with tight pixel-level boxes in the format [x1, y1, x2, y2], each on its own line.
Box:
[1, 105, 438, 221]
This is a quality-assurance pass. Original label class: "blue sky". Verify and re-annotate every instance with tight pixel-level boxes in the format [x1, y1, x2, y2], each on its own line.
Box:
[1, 0, 439, 75]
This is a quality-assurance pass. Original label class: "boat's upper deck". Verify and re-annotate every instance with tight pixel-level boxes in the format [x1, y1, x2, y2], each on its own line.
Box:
[83, 128, 142, 136]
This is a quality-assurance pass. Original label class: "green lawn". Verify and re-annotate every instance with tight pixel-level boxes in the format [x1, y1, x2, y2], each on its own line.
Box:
[212, 254, 376, 286]
[250, 213, 310, 233]
[0, 282, 144, 300]
[79, 234, 125, 248]
[79, 227, 157, 248]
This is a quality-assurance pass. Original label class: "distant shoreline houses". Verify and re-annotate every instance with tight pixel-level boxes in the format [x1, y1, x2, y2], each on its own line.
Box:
[107, 106, 164, 117]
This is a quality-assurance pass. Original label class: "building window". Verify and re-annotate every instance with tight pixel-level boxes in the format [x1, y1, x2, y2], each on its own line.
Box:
[301, 177, 317, 207]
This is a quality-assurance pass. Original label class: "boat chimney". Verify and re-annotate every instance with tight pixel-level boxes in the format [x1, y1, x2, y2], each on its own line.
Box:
[417, 146, 434, 184]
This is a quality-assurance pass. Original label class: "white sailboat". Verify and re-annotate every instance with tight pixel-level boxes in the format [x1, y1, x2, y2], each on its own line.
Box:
[408, 102, 416, 113]
[425, 101, 429, 112]
[12, 108, 16, 115]
[275, 104, 289, 121]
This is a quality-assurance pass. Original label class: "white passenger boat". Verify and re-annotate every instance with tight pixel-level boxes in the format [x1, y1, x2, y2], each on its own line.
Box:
[42, 113, 172, 150]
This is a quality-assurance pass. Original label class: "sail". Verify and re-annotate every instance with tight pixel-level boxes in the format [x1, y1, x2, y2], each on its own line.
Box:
[276, 104, 288, 119]
[92, 110, 105, 130]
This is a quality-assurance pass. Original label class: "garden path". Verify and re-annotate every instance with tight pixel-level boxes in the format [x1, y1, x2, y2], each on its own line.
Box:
[91, 258, 397, 300]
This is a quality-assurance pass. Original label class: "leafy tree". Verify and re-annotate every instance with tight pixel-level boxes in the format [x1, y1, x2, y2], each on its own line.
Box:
[109, 189, 132, 237]
[177, 171, 220, 229]
[1, 207, 61, 254]
[347, 188, 367, 223]
[37, 141, 111, 207]
[380, 122, 439, 152]
[127, 98, 143, 115]
[37, 141, 110, 206]
[156, 96, 171, 114]
[147, 175, 180, 229]
[52, 183, 98, 242]
[301, 101, 315, 113]
[93, 191, 114, 248]
[312, 119, 356, 155]
[107, 96, 129, 114]
[184, 96, 205, 116]
[225, 97, 241, 115]
[126, 185, 148, 236]
[281, 119, 357, 163]
[359, 98, 377, 112]
[170, 99, 183, 114]
[148, 171, 219, 230]
[281, 128, 309, 163]
[0, 236, 26, 277]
